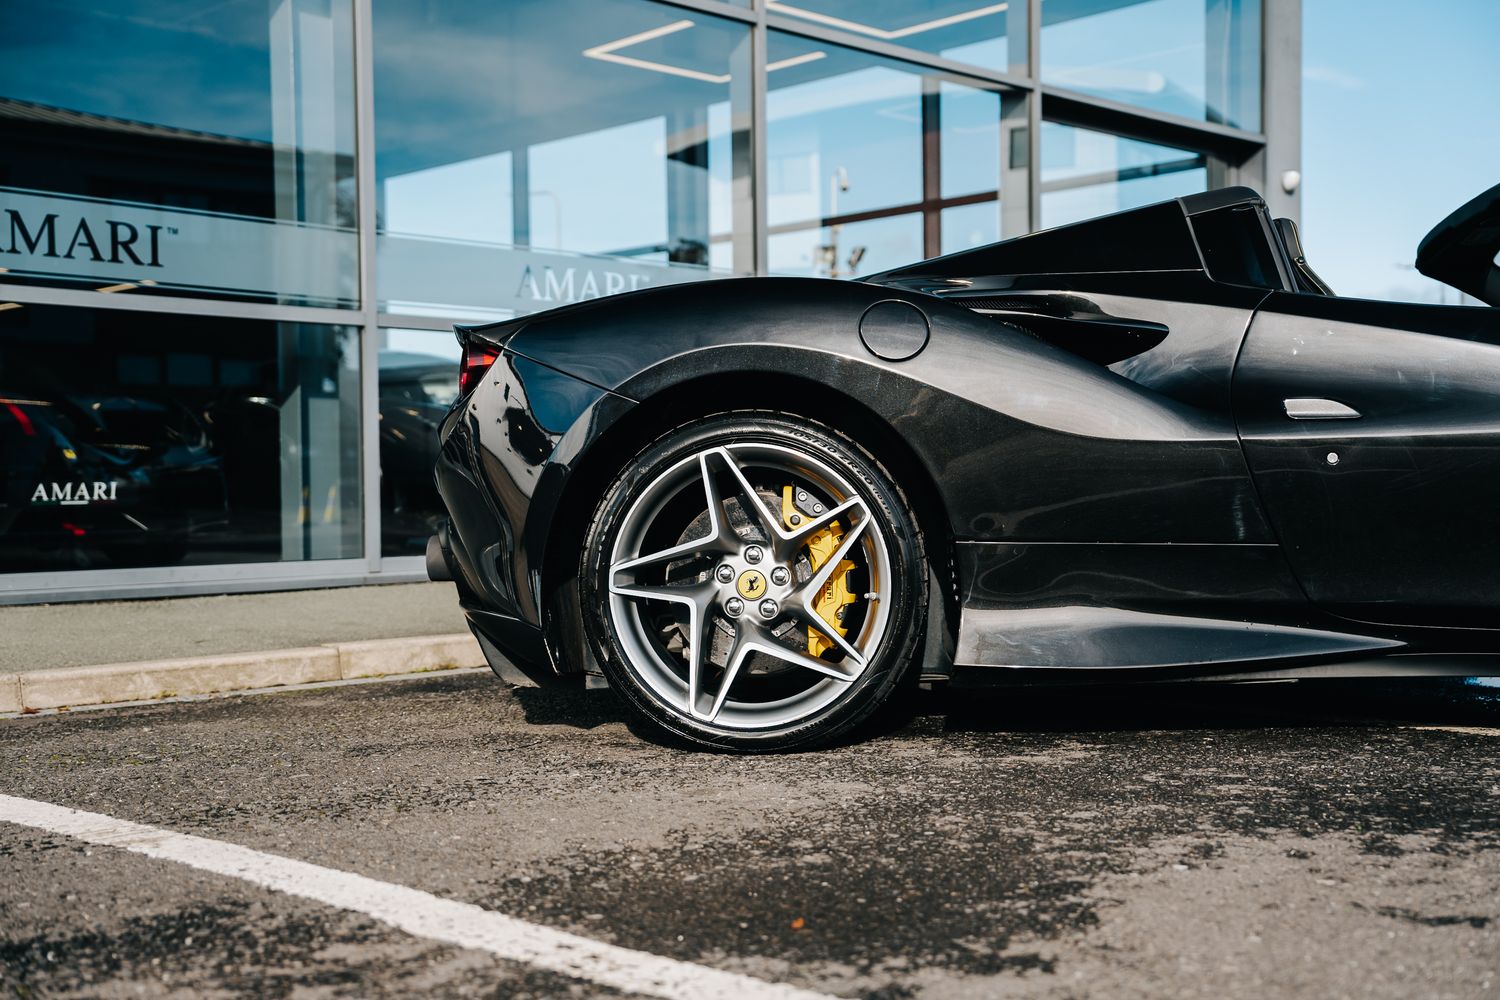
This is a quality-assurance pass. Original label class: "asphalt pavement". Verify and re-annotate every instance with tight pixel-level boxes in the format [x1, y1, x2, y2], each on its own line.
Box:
[2, 672, 1498, 998]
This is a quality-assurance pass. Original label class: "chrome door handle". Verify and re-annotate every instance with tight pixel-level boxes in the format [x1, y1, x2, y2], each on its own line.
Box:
[1283, 397, 1361, 420]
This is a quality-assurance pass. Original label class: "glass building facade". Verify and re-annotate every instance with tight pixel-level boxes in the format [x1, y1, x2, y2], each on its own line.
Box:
[0, 0, 1289, 601]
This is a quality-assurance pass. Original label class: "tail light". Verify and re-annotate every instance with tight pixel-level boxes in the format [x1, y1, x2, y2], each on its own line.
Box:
[459, 342, 501, 397]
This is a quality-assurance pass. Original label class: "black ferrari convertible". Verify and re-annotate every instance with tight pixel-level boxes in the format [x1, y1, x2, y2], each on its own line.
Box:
[428, 183, 1500, 751]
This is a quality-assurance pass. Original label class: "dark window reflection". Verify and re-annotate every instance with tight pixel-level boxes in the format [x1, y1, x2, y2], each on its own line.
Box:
[0, 305, 361, 571]
[0, 0, 358, 306]
[378, 331, 459, 557]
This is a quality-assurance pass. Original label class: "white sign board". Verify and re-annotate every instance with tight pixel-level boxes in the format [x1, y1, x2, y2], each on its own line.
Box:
[1, 186, 722, 318]
[0, 186, 358, 306]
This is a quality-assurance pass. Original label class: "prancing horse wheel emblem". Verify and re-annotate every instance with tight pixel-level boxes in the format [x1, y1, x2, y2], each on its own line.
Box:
[736, 569, 768, 600]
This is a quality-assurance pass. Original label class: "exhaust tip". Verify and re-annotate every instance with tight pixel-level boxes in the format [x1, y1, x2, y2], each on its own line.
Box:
[425, 533, 453, 582]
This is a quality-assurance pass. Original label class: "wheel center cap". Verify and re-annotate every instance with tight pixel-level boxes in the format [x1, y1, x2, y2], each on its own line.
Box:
[736, 569, 768, 600]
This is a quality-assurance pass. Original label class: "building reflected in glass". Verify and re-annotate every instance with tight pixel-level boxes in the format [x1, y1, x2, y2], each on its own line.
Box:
[0, 0, 1288, 597]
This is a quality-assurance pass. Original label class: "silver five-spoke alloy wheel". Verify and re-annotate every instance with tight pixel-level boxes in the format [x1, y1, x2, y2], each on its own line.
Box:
[606, 442, 892, 730]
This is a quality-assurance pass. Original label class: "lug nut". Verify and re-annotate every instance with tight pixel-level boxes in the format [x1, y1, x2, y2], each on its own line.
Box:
[812, 502, 824, 514]
[770, 567, 790, 586]
[725, 597, 744, 617]
[796, 489, 808, 502]
[716, 563, 735, 583]
[758, 599, 779, 619]
[745, 545, 764, 564]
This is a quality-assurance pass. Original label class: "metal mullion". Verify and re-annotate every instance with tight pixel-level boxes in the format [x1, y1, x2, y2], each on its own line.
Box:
[766, 190, 997, 237]
[1026, 0, 1040, 78]
[921, 78, 941, 259]
[1258, 0, 1301, 221]
[1025, 92, 1042, 231]
[1039, 156, 1208, 195]
[353, 0, 381, 574]
[1041, 85, 1266, 159]
[750, 12, 768, 273]
[0, 558, 371, 593]
[376, 312, 465, 333]
[0, 284, 364, 325]
[0, 558, 415, 606]
[999, 89, 1035, 239]
[1026, 0, 1041, 232]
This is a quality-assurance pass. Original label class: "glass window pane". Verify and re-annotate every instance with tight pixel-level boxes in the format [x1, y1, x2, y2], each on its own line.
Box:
[767, 31, 1005, 277]
[0, 305, 362, 572]
[1041, 123, 1207, 229]
[940, 201, 999, 255]
[1041, 0, 1260, 130]
[940, 83, 1001, 200]
[379, 330, 460, 557]
[374, 0, 750, 321]
[766, 1, 1024, 73]
[0, 0, 358, 307]
[769, 213, 924, 278]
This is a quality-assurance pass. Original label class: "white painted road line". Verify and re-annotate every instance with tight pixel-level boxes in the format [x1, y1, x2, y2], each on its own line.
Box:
[0, 794, 836, 1000]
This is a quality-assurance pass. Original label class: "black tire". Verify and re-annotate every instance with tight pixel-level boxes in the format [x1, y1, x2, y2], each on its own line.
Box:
[580, 411, 927, 752]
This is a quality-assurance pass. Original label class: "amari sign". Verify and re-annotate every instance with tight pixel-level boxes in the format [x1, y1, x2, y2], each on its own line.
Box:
[0, 186, 357, 306]
[0, 186, 716, 318]
[6, 208, 166, 269]
[30, 481, 119, 505]
[376, 232, 715, 319]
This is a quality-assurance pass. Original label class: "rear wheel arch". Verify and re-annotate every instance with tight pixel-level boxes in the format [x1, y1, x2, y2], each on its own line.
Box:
[537, 370, 958, 678]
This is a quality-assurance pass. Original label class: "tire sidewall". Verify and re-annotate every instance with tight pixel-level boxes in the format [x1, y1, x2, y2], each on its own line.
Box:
[579, 411, 926, 752]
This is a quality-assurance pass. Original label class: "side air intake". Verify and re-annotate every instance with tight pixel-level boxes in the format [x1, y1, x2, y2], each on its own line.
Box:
[953, 292, 1170, 366]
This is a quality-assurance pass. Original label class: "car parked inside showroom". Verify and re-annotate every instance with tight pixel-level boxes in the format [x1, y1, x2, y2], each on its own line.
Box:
[0, 391, 227, 568]
[428, 183, 1500, 751]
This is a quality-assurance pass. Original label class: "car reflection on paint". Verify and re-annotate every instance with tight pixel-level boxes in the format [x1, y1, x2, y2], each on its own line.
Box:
[378, 351, 459, 555]
[0, 392, 227, 567]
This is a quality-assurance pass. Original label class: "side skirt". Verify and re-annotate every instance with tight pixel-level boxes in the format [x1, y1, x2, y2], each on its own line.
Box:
[950, 653, 1500, 688]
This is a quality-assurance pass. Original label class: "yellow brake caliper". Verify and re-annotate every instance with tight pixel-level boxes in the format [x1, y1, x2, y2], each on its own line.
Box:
[782, 486, 857, 657]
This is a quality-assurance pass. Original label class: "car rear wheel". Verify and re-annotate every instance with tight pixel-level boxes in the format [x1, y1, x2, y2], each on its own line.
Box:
[580, 412, 926, 752]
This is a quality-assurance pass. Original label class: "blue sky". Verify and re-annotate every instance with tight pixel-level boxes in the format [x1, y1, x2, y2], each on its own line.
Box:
[1302, 0, 1500, 304]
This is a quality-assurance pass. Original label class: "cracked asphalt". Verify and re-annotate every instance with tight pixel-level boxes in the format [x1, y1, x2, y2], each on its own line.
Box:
[2, 672, 1498, 998]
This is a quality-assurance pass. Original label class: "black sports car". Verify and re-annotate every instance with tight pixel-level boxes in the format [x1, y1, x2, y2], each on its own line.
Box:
[428, 184, 1500, 751]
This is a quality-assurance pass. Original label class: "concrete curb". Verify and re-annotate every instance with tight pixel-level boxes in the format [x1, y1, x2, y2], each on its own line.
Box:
[6, 633, 484, 714]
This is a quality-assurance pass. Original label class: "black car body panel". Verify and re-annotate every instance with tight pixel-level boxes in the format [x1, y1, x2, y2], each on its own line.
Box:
[1235, 291, 1500, 626]
[433, 186, 1500, 686]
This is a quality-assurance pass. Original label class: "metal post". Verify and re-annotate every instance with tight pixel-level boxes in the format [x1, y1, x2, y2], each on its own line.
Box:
[352, 0, 382, 572]
[730, 23, 761, 275]
[1001, 0, 1042, 237]
[751, 9, 769, 274]
[1257, 0, 1302, 223]
[921, 78, 942, 258]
